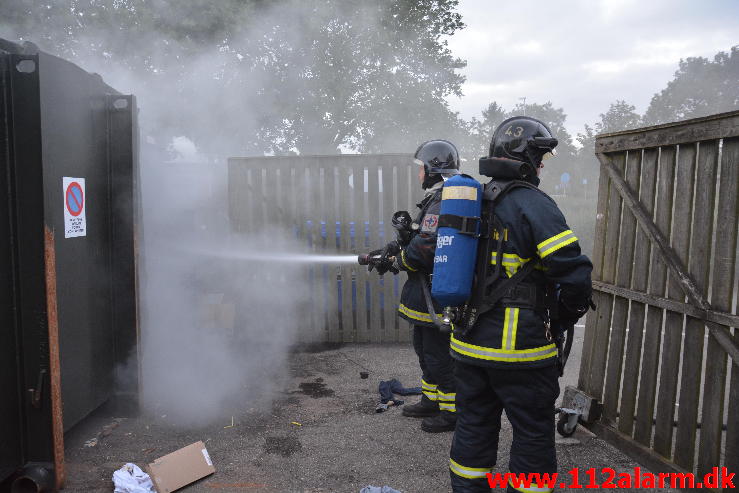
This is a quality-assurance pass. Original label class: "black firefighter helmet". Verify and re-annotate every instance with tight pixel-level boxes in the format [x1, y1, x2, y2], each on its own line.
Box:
[480, 116, 558, 181]
[414, 139, 460, 189]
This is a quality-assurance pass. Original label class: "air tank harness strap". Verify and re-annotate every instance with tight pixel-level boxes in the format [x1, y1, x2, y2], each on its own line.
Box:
[478, 261, 538, 317]
[417, 272, 445, 331]
[456, 259, 539, 338]
[498, 281, 547, 311]
[437, 214, 481, 236]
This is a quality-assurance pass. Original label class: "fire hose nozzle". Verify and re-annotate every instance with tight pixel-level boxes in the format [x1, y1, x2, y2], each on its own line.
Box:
[357, 253, 396, 265]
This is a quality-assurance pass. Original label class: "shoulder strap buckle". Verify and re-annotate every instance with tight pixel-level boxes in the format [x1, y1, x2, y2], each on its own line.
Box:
[438, 214, 481, 237]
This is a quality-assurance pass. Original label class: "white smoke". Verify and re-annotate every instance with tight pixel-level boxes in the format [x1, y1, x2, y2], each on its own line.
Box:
[0, 1, 462, 424]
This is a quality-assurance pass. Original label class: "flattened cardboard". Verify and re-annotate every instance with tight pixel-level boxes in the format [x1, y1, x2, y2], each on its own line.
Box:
[147, 441, 215, 492]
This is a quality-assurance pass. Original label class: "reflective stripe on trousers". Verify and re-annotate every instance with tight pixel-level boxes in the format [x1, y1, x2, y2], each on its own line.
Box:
[422, 378, 438, 401]
[437, 390, 456, 412]
[449, 458, 491, 480]
[509, 477, 554, 493]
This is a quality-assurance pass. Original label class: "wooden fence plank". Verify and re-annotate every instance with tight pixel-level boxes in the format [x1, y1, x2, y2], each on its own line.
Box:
[296, 166, 311, 342]
[251, 165, 264, 232]
[631, 148, 660, 445]
[274, 164, 286, 227]
[367, 164, 382, 342]
[381, 160, 398, 342]
[295, 162, 312, 342]
[592, 281, 739, 327]
[314, 164, 329, 340]
[286, 165, 296, 234]
[698, 137, 738, 478]
[403, 159, 416, 212]
[351, 164, 369, 343]
[306, 217, 322, 342]
[586, 153, 626, 400]
[315, 160, 335, 340]
[579, 153, 614, 392]
[397, 161, 413, 342]
[722, 138, 739, 483]
[595, 110, 739, 153]
[326, 166, 341, 343]
[227, 161, 247, 232]
[267, 163, 283, 229]
[602, 150, 641, 424]
[653, 144, 695, 459]
[340, 165, 355, 342]
[729, 330, 739, 490]
[618, 150, 649, 437]
[304, 161, 322, 342]
[674, 140, 719, 471]
[245, 161, 257, 233]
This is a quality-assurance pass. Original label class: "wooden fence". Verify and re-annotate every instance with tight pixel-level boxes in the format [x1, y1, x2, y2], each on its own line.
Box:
[576, 110, 739, 488]
[228, 153, 421, 343]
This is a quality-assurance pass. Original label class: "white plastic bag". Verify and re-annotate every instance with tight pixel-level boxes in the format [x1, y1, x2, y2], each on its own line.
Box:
[112, 463, 155, 493]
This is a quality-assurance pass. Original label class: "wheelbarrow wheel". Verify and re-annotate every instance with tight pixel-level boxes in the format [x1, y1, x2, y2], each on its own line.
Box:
[557, 412, 577, 437]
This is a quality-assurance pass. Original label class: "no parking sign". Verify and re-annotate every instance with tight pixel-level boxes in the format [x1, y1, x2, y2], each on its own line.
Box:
[63, 177, 86, 238]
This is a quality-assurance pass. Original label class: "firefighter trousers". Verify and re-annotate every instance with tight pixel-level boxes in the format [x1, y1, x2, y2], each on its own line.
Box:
[412, 325, 456, 411]
[449, 362, 559, 492]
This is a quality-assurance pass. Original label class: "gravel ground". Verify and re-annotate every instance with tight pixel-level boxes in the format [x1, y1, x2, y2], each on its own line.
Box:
[63, 342, 677, 493]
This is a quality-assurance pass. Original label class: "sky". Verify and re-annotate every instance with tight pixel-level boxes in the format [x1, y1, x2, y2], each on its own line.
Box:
[446, 0, 739, 137]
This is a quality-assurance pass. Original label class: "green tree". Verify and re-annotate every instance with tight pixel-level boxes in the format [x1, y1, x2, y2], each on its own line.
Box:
[1, 0, 466, 156]
[576, 99, 641, 155]
[463, 102, 507, 160]
[643, 45, 739, 125]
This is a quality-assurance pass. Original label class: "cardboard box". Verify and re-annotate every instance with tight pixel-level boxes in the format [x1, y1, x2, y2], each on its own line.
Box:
[147, 441, 215, 492]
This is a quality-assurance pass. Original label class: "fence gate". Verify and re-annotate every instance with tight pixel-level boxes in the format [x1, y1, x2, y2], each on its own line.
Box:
[572, 110, 739, 488]
[228, 154, 420, 344]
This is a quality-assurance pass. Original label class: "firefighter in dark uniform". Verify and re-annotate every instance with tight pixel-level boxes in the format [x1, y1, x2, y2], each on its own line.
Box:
[392, 140, 461, 433]
[448, 117, 593, 492]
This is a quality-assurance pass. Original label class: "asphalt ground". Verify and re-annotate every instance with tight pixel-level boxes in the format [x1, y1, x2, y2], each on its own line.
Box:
[64, 334, 678, 493]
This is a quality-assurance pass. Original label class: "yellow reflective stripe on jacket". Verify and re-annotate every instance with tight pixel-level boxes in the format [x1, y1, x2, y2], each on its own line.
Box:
[439, 402, 456, 412]
[449, 458, 492, 479]
[491, 252, 530, 265]
[398, 303, 442, 323]
[450, 334, 557, 362]
[501, 308, 520, 350]
[491, 252, 542, 277]
[400, 250, 417, 271]
[537, 230, 578, 258]
[509, 477, 554, 493]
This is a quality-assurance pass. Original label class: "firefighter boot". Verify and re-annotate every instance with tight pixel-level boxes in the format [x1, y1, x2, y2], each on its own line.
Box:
[402, 395, 439, 417]
[420, 412, 457, 433]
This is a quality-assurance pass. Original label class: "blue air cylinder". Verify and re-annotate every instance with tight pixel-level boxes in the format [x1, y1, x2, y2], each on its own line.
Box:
[431, 174, 483, 307]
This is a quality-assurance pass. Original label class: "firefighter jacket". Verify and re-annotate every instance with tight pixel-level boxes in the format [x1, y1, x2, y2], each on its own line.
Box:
[450, 181, 593, 369]
[396, 182, 444, 327]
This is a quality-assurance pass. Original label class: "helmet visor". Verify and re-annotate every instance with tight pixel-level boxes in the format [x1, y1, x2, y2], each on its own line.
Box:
[542, 149, 557, 160]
